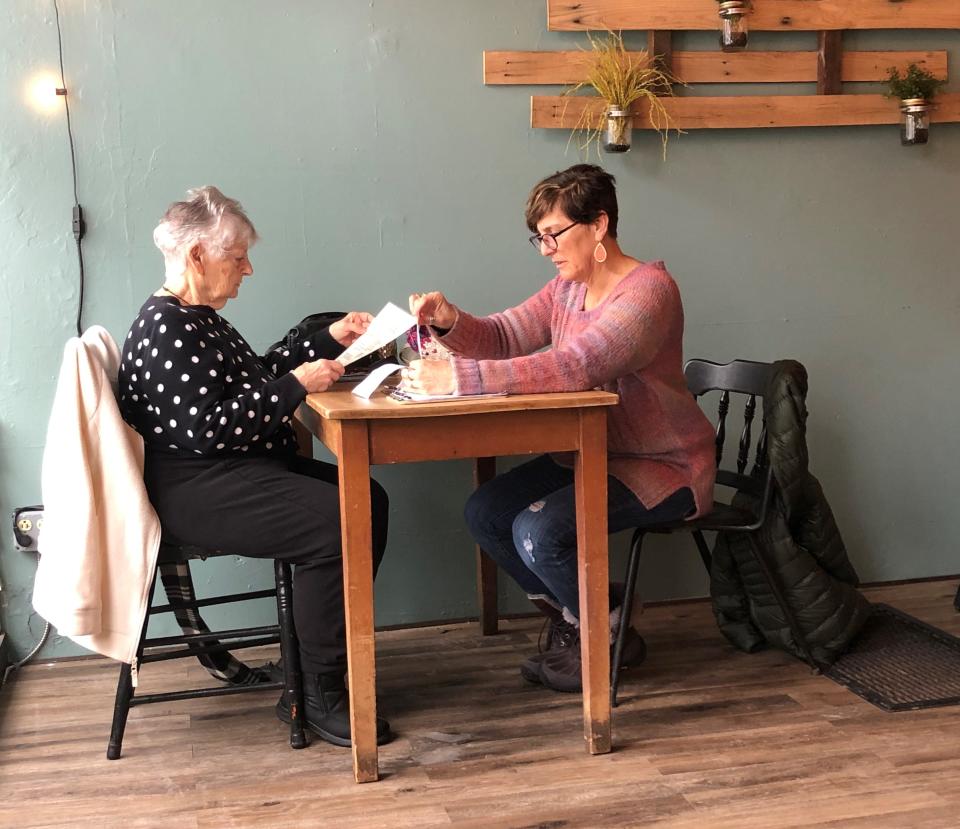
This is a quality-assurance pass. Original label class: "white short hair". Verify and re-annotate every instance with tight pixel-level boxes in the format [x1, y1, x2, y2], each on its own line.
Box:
[153, 186, 258, 270]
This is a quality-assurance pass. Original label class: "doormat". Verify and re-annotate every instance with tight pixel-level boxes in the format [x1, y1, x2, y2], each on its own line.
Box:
[825, 603, 960, 712]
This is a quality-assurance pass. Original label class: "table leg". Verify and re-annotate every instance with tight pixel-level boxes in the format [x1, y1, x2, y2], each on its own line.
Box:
[337, 421, 379, 783]
[474, 456, 498, 635]
[575, 408, 611, 754]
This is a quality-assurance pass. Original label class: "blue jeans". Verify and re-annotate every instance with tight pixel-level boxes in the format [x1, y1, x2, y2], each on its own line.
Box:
[464, 455, 694, 618]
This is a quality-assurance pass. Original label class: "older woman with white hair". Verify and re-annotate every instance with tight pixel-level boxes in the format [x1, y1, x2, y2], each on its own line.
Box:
[118, 186, 391, 748]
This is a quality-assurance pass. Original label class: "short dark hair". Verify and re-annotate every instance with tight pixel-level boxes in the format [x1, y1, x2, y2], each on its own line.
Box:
[525, 164, 619, 239]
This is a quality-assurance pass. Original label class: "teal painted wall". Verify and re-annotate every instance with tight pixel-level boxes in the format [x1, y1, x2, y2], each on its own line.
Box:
[1, 2, 957, 659]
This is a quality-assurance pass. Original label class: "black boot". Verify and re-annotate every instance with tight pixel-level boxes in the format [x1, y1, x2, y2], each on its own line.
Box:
[276, 672, 392, 747]
[520, 596, 579, 684]
[539, 624, 584, 693]
[539, 603, 647, 694]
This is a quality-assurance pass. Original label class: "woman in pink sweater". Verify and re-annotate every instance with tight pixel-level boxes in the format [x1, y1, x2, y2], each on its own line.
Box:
[406, 165, 716, 693]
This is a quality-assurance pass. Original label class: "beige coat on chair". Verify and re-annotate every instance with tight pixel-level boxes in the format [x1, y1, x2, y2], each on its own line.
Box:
[33, 325, 161, 665]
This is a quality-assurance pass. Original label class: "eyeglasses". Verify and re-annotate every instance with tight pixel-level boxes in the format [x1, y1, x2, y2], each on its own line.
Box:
[528, 221, 579, 253]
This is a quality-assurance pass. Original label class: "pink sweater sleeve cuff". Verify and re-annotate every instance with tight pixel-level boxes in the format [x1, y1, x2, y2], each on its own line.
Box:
[451, 358, 482, 395]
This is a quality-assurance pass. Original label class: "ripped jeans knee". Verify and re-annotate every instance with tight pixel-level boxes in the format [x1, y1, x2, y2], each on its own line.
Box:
[510, 504, 579, 612]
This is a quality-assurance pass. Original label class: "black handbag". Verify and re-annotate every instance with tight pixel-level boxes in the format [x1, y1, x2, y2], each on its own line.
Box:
[269, 312, 395, 370]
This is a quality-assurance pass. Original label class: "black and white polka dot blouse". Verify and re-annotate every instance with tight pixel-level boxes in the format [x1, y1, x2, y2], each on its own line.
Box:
[118, 295, 339, 457]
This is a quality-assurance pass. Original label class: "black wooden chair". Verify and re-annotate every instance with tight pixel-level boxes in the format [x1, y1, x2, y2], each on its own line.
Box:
[107, 415, 318, 760]
[610, 358, 819, 707]
[107, 544, 307, 758]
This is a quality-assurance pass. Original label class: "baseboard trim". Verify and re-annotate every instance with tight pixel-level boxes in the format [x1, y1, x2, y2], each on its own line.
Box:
[859, 573, 960, 589]
[24, 573, 960, 665]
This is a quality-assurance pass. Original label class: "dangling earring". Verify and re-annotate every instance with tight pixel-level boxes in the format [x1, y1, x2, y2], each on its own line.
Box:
[593, 242, 607, 263]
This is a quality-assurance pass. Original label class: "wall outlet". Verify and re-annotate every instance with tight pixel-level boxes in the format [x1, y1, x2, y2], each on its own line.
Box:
[12, 506, 43, 553]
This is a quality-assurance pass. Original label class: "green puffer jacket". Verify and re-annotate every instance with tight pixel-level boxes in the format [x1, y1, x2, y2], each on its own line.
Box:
[709, 360, 871, 666]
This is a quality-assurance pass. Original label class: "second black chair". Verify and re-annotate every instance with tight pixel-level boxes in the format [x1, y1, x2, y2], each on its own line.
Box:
[610, 358, 819, 706]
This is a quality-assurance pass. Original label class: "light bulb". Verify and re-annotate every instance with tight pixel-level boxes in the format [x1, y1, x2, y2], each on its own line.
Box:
[27, 73, 65, 113]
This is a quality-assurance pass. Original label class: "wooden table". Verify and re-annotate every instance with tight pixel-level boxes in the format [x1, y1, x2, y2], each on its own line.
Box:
[297, 387, 620, 783]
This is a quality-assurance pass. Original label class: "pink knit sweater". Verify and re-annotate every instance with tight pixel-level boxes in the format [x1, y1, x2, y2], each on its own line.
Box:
[440, 262, 716, 515]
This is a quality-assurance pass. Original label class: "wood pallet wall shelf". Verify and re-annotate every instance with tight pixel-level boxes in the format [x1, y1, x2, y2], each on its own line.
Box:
[546, 0, 960, 32]
[483, 1, 959, 135]
[530, 93, 960, 131]
[485, 51, 947, 86]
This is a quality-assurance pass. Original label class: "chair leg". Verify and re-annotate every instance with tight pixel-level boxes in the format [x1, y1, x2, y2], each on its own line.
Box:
[743, 534, 820, 672]
[692, 530, 713, 573]
[275, 560, 307, 749]
[611, 529, 645, 708]
[107, 575, 154, 760]
[106, 661, 135, 761]
[954, 583, 960, 613]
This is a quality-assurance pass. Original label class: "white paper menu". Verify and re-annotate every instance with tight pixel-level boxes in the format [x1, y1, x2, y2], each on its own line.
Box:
[336, 302, 417, 367]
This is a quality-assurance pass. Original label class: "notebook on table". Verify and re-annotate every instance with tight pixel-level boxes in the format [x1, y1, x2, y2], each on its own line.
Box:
[384, 386, 506, 404]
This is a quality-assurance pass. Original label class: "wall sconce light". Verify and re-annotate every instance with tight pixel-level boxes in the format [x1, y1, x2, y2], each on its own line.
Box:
[718, 1, 750, 52]
[27, 73, 66, 113]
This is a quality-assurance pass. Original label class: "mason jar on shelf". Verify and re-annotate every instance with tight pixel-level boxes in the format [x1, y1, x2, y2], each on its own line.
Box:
[900, 98, 931, 146]
[603, 107, 633, 153]
[718, 1, 749, 52]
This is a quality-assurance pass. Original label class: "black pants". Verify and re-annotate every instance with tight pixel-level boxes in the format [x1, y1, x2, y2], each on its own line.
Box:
[144, 451, 389, 674]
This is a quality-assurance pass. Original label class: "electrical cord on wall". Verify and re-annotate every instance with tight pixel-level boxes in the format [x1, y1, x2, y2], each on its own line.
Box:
[3, 0, 80, 684]
[53, 0, 86, 336]
[2, 623, 51, 686]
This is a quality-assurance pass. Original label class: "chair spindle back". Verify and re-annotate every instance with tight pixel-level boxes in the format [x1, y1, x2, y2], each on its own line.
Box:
[684, 359, 775, 496]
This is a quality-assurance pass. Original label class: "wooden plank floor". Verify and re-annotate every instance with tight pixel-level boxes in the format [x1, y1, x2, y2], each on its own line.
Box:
[3, 579, 960, 828]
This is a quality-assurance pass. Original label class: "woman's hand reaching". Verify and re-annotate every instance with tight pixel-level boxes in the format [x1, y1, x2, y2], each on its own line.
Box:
[329, 311, 373, 347]
[291, 359, 345, 393]
[409, 292, 458, 330]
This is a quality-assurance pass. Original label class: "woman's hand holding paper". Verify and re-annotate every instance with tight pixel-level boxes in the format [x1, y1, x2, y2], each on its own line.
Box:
[329, 311, 373, 347]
